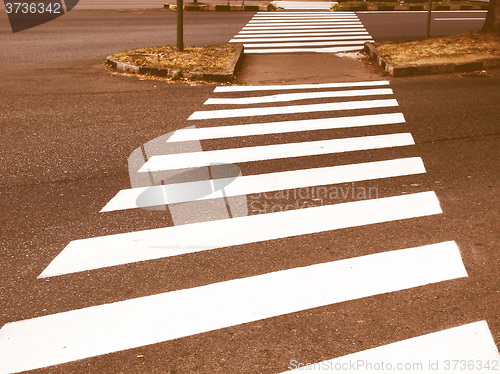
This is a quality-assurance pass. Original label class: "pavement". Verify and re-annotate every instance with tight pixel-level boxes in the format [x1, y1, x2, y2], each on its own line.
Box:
[236, 51, 381, 84]
[0, 6, 499, 373]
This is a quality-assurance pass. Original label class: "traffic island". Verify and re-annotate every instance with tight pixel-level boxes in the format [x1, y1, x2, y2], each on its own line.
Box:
[364, 31, 500, 77]
[105, 44, 244, 83]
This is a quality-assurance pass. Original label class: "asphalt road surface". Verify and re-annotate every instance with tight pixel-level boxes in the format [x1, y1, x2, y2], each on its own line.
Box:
[0, 5, 498, 374]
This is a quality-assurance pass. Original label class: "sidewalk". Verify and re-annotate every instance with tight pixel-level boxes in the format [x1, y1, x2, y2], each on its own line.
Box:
[236, 52, 381, 85]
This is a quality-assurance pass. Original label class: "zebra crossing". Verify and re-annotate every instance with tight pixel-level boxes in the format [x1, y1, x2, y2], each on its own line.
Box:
[0, 80, 498, 373]
[230, 11, 373, 54]
[272, 2, 336, 10]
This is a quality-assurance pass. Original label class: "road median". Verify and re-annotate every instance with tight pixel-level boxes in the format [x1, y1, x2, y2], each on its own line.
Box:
[364, 31, 500, 77]
[105, 44, 244, 83]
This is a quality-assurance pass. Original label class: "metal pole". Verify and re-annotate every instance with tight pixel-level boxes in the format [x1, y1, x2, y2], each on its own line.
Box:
[426, 0, 432, 38]
[177, 0, 184, 51]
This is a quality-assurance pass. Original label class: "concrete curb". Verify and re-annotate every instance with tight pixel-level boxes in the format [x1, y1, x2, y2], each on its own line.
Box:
[364, 42, 500, 77]
[105, 44, 244, 83]
[337, 4, 488, 10]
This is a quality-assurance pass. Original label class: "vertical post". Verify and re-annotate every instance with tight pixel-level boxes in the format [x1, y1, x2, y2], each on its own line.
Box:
[426, 0, 432, 38]
[177, 0, 184, 51]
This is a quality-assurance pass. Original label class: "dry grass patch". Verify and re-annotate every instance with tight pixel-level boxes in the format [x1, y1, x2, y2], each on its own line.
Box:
[111, 44, 238, 73]
[375, 31, 500, 66]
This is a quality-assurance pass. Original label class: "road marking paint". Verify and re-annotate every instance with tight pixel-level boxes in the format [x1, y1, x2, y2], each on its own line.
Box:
[140, 133, 414, 172]
[214, 80, 390, 92]
[7, 241, 465, 373]
[248, 19, 360, 24]
[101, 157, 426, 212]
[255, 11, 357, 14]
[238, 27, 367, 34]
[251, 16, 360, 20]
[188, 98, 397, 120]
[271, 1, 342, 9]
[281, 321, 500, 373]
[167, 113, 406, 142]
[244, 46, 368, 54]
[233, 31, 370, 37]
[39, 192, 442, 277]
[230, 35, 372, 43]
[204, 88, 393, 105]
[242, 24, 362, 30]
[248, 15, 360, 19]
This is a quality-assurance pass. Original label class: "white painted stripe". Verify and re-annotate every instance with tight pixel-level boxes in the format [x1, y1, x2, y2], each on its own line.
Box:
[188, 98, 396, 120]
[204, 88, 393, 105]
[256, 11, 356, 14]
[242, 24, 362, 30]
[250, 15, 359, 18]
[244, 22, 363, 28]
[281, 321, 500, 373]
[167, 113, 406, 142]
[244, 46, 366, 54]
[273, 2, 338, 9]
[4, 240, 464, 373]
[253, 12, 356, 14]
[251, 16, 359, 20]
[40, 192, 443, 277]
[101, 157, 426, 212]
[233, 31, 370, 38]
[238, 27, 366, 34]
[248, 18, 359, 23]
[230, 35, 372, 43]
[272, 3, 337, 9]
[242, 40, 370, 48]
[214, 80, 389, 92]
[140, 133, 414, 172]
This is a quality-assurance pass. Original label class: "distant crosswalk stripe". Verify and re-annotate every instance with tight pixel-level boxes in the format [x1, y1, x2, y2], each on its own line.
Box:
[167, 113, 405, 142]
[39, 192, 442, 277]
[243, 24, 362, 30]
[250, 15, 359, 19]
[238, 27, 366, 34]
[214, 80, 389, 92]
[232, 11, 371, 54]
[204, 88, 393, 105]
[4, 241, 465, 373]
[251, 16, 360, 21]
[230, 35, 371, 43]
[139, 133, 414, 172]
[247, 19, 360, 24]
[281, 321, 500, 373]
[233, 31, 370, 38]
[253, 13, 358, 16]
[188, 99, 398, 120]
[101, 157, 426, 212]
[253, 11, 357, 15]
[271, 1, 340, 9]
